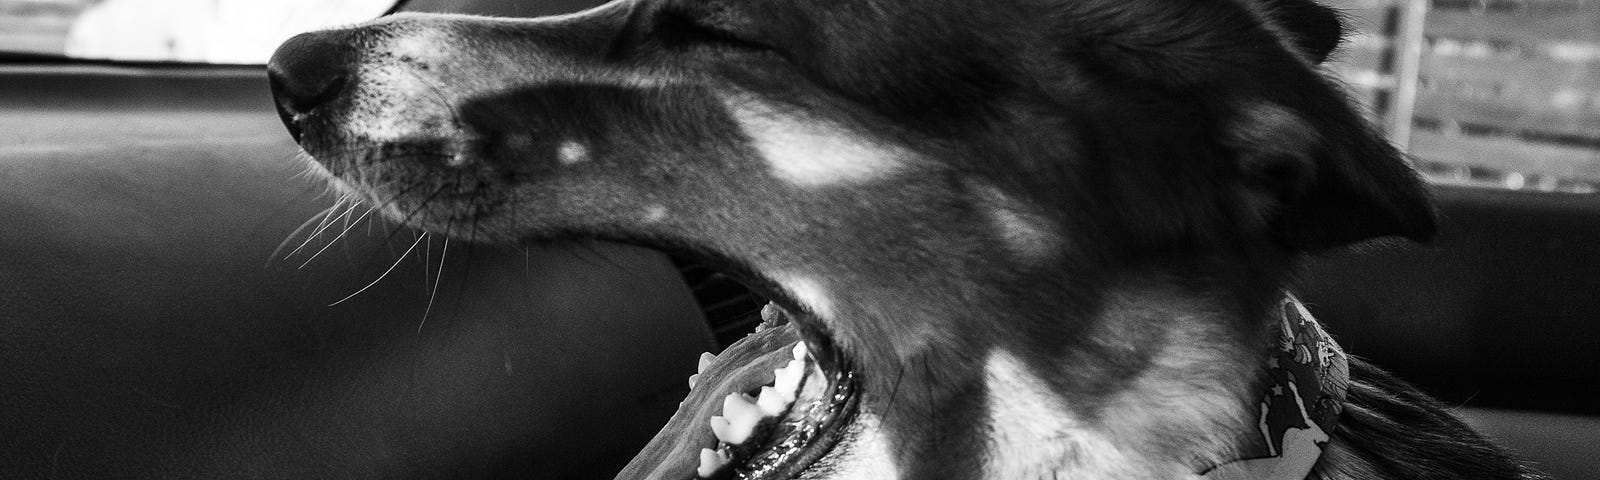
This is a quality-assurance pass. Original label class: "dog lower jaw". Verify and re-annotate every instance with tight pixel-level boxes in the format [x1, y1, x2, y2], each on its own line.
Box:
[728, 368, 858, 479]
[694, 305, 862, 480]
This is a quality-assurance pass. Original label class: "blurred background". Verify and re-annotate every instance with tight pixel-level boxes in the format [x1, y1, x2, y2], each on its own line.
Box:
[1327, 0, 1600, 194]
[3, 0, 1597, 193]
[0, 0, 1595, 478]
[0, 0, 395, 63]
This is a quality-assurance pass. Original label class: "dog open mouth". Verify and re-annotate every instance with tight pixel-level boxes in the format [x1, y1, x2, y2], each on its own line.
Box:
[663, 303, 860, 479]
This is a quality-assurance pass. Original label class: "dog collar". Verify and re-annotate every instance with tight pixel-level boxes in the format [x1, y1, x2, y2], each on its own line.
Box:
[1200, 295, 1348, 480]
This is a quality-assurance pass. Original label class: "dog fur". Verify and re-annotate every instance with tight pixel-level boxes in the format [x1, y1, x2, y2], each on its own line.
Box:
[268, 0, 1543, 478]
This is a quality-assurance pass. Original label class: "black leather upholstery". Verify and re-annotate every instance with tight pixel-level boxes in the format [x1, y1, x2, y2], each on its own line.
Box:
[0, 68, 714, 479]
[3, 66, 1596, 478]
[1303, 186, 1600, 479]
[1304, 186, 1600, 416]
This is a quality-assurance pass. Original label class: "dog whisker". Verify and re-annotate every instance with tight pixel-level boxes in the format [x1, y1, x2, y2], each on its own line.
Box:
[569, 241, 634, 277]
[297, 206, 378, 269]
[352, 182, 448, 250]
[422, 232, 432, 289]
[417, 236, 450, 334]
[384, 182, 452, 235]
[466, 177, 484, 244]
[267, 200, 347, 267]
[329, 231, 430, 307]
[881, 363, 908, 424]
[284, 180, 437, 281]
[284, 199, 359, 260]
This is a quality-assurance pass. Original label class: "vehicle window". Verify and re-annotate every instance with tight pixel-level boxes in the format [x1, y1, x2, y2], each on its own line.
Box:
[1329, 0, 1600, 194]
[0, 0, 396, 64]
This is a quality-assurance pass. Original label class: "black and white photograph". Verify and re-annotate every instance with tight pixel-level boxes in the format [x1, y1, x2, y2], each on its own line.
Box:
[0, 0, 1595, 478]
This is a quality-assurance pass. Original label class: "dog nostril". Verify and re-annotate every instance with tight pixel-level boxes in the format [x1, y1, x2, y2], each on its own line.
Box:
[268, 69, 348, 113]
[266, 30, 361, 141]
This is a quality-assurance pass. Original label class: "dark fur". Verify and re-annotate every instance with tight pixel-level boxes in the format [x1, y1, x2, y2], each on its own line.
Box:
[269, 0, 1542, 477]
[1314, 358, 1541, 479]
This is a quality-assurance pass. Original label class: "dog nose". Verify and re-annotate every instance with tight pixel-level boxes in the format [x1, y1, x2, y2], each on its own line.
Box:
[267, 30, 360, 143]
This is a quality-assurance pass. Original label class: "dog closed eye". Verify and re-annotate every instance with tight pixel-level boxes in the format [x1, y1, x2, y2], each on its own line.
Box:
[268, 1, 1544, 478]
[648, 4, 770, 52]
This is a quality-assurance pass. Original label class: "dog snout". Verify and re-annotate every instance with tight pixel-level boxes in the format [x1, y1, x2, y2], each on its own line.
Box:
[267, 30, 361, 143]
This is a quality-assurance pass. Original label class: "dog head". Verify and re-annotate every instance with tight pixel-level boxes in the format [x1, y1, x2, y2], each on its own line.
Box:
[270, 0, 1434, 477]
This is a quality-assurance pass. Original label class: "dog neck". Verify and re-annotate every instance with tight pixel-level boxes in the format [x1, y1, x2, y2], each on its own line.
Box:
[1199, 294, 1348, 479]
[955, 284, 1344, 480]
[969, 289, 1348, 480]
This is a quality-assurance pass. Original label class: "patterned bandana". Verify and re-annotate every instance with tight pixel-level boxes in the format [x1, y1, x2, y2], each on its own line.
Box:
[1200, 295, 1349, 480]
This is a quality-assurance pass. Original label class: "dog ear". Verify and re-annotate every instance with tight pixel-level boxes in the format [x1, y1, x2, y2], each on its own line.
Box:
[1225, 2, 1434, 250]
[1253, 0, 1345, 64]
[1227, 101, 1438, 251]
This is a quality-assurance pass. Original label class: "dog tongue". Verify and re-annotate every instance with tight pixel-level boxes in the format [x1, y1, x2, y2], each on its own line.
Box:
[615, 322, 804, 480]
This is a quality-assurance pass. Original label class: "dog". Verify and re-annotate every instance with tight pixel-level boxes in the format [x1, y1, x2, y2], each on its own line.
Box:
[267, 0, 1544, 478]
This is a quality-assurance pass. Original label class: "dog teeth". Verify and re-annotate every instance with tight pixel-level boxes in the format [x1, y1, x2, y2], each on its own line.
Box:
[709, 416, 736, 444]
[698, 352, 716, 374]
[709, 393, 764, 445]
[722, 393, 764, 443]
[697, 447, 731, 478]
[773, 358, 805, 401]
[698, 341, 819, 454]
[689, 352, 716, 390]
[760, 303, 785, 324]
[756, 386, 790, 416]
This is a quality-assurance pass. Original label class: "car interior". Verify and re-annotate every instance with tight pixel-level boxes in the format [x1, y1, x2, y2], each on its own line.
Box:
[1, 0, 1595, 478]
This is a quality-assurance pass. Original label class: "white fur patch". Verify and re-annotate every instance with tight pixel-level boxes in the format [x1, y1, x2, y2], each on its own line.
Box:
[381, 27, 451, 90]
[341, 28, 459, 142]
[387, 34, 438, 61]
[983, 349, 1136, 479]
[992, 209, 1055, 260]
[1093, 301, 1258, 479]
[643, 204, 668, 223]
[970, 184, 1061, 262]
[816, 413, 902, 479]
[557, 140, 590, 165]
[770, 273, 836, 320]
[346, 68, 447, 141]
[725, 99, 906, 187]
